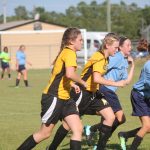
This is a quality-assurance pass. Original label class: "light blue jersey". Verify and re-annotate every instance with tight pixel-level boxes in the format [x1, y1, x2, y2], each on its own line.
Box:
[133, 60, 150, 99]
[104, 52, 128, 92]
[16, 50, 26, 65]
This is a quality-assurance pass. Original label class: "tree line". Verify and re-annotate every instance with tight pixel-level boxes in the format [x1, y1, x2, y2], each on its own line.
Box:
[0, 1, 150, 39]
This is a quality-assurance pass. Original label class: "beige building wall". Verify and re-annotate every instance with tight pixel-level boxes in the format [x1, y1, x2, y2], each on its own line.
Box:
[1, 22, 66, 69]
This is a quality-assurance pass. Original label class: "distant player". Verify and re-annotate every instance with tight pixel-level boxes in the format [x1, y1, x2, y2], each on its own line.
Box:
[15, 45, 32, 87]
[0, 46, 11, 79]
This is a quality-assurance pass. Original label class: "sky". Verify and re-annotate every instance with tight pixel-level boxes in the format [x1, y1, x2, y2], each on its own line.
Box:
[0, 0, 150, 16]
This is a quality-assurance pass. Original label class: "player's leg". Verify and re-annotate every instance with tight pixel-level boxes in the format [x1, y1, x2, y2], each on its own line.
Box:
[47, 121, 70, 150]
[22, 69, 28, 87]
[129, 116, 150, 150]
[17, 123, 55, 150]
[64, 114, 83, 150]
[96, 106, 115, 150]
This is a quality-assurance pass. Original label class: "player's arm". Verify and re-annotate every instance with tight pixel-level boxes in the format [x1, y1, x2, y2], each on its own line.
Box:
[93, 71, 126, 87]
[70, 81, 81, 93]
[66, 66, 87, 88]
[124, 56, 135, 85]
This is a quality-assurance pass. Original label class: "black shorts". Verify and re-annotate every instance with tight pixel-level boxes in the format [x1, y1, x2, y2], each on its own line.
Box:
[1, 61, 9, 69]
[70, 89, 110, 116]
[100, 86, 122, 113]
[41, 94, 79, 126]
[18, 65, 26, 72]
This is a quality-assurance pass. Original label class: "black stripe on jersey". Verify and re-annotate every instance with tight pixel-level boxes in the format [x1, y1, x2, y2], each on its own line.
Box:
[82, 66, 93, 81]
[47, 63, 65, 95]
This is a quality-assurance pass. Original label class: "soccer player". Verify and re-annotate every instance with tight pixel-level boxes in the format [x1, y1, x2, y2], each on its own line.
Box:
[118, 59, 150, 150]
[84, 36, 135, 150]
[46, 33, 128, 150]
[0, 46, 11, 79]
[17, 27, 87, 150]
[15, 45, 32, 87]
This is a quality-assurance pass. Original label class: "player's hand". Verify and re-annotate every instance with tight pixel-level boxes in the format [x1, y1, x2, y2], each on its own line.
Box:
[127, 56, 134, 64]
[73, 84, 81, 93]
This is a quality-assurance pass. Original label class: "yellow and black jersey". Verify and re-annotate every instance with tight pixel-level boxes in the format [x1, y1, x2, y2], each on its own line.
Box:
[81, 51, 108, 92]
[43, 47, 77, 100]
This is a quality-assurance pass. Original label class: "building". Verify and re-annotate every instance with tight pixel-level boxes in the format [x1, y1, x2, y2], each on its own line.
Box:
[0, 20, 66, 69]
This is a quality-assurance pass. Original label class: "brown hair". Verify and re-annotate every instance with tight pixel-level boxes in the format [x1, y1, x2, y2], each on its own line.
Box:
[3, 46, 8, 52]
[137, 38, 148, 52]
[52, 27, 81, 65]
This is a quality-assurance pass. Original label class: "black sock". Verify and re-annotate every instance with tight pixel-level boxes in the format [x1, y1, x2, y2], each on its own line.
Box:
[90, 117, 104, 132]
[16, 79, 20, 86]
[70, 140, 81, 150]
[111, 117, 120, 134]
[48, 125, 69, 150]
[123, 127, 141, 139]
[97, 124, 112, 150]
[129, 135, 143, 150]
[24, 80, 28, 87]
[90, 123, 101, 132]
[17, 135, 37, 150]
[8, 74, 11, 78]
[1, 73, 4, 79]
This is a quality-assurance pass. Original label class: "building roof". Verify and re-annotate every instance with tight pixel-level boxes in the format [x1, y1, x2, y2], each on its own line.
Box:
[0, 20, 66, 31]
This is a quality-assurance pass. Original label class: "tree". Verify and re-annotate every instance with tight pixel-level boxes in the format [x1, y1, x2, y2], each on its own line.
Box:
[15, 6, 29, 20]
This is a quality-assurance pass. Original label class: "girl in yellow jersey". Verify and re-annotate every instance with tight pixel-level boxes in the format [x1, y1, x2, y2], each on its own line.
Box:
[17, 27, 86, 150]
[47, 33, 127, 150]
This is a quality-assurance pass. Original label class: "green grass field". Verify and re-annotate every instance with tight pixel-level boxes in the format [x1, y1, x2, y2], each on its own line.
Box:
[0, 58, 150, 150]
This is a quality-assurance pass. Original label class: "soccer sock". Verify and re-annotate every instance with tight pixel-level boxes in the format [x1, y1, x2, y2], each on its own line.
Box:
[123, 127, 141, 139]
[8, 74, 11, 78]
[97, 124, 112, 150]
[111, 117, 120, 135]
[1, 73, 4, 79]
[90, 123, 101, 132]
[24, 80, 28, 87]
[129, 135, 143, 150]
[16, 79, 20, 86]
[17, 135, 37, 150]
[48, 125, 69, 150]
[70, 140, 81, 150]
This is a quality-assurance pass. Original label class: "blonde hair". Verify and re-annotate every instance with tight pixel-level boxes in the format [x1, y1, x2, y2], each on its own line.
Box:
[99, 33, 119, 51]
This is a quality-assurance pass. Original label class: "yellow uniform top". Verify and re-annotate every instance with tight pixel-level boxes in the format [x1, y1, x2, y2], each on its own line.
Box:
[43, 47, 77, 100]
[81, 51, 108, 92]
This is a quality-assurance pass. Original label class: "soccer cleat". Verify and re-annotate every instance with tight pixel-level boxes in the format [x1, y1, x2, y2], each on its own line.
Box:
[84, 125, 94, 146]
[93, 145, 97, 150]
[118, 132, 127, 150]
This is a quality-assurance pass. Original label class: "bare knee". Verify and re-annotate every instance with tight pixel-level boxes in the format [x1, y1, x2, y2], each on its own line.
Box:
[104, 113, 115, 126]
[143, 125, 150, 133]
[118, 115, 126, 124]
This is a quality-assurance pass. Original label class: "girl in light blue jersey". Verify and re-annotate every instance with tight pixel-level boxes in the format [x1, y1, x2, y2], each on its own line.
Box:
[15, 45, 32, 87]
[118, 60, 150, 150]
